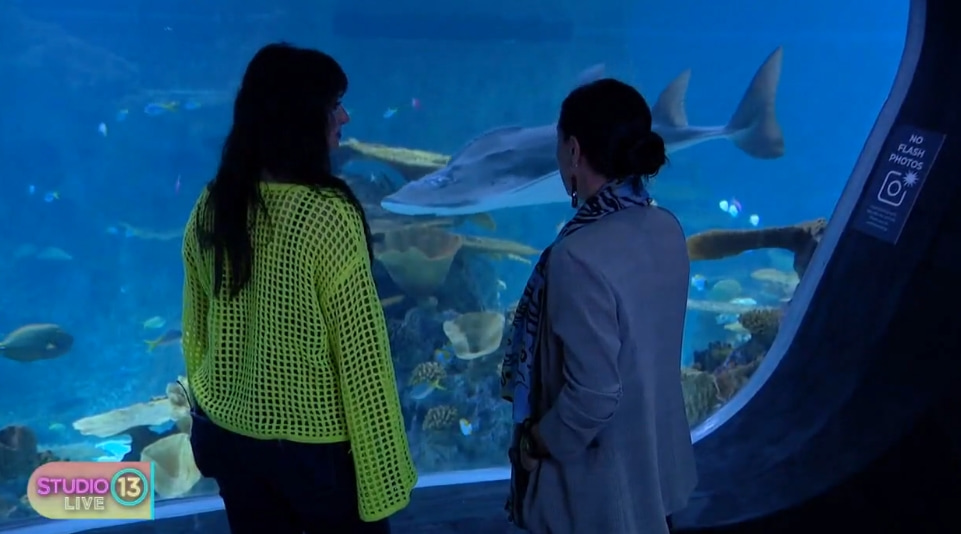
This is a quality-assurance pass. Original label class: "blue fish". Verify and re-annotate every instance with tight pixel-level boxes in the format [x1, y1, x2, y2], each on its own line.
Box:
[690, 274, 706, 291]
[409, 382, 437, 400]
[715, 313, 739, 325]
[144, 102, 178, 116]
[433, 347, 453, 363]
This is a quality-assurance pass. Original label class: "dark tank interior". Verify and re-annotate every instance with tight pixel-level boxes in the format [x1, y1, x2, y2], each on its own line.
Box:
[1, 0, 960, 533]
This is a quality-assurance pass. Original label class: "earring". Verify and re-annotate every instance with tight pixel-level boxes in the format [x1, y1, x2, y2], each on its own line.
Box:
[569, 155, 579, 208]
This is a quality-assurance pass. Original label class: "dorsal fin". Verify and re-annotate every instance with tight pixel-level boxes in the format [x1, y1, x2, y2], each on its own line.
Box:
[651, 69, 691, 128]
[576, 64, 606, 86]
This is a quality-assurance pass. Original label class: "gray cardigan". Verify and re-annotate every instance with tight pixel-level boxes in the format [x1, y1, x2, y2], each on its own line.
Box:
[522, 205, 698, 534]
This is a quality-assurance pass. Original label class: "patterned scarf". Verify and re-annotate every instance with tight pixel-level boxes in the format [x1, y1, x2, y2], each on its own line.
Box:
[500, 179, 653, 423]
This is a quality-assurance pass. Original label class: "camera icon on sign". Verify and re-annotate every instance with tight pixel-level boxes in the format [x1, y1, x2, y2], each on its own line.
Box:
[877, 170, 907, 207]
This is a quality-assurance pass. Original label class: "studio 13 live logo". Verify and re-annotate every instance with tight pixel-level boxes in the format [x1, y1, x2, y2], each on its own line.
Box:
[27, 462, 154, 520]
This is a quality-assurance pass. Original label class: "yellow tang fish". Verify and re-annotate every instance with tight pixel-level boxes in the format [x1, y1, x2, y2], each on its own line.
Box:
[145, 329, 182, 352]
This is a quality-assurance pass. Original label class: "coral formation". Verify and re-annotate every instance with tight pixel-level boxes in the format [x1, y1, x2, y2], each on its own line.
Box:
[422, 405, 458, 432]
[0, 426, 56, 483]
[442, 311, 506, 360]
[357, 203, 538, 475]
[687, 299, 771, 315]
[684, 296, 785, 424]
[458, 234, 540, 259]
[140, 433, 201, 499]
[0, 425, 58, 519]
[367, 217, 537, 318]
[681, 368, 721, 427]
[335, 138, 449, 181]
[72, 381, 190, 439]
[409, 361, 447, 388]
[693, 341, 734, 373]
[375, 227, 464, 297]
[687, 218, 827, 276]
[68, 380, 200, 499]
[708, 279, 743, 301]
[715, 358, 764, 402]
[750, 268, 800, 299]
[739, 309, 782, 348]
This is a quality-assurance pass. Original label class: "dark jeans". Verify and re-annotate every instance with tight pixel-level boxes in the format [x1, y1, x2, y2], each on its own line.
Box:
[190, 408, 390, 534]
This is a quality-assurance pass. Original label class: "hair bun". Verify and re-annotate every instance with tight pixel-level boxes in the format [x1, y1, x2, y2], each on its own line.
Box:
[626, 131, 667, 178]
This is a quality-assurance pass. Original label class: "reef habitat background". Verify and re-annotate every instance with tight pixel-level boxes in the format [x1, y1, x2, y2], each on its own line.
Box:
[0, 0, 906, 523]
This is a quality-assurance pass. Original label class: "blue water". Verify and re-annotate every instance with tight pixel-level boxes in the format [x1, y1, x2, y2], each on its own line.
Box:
[0, 0, 907, 526]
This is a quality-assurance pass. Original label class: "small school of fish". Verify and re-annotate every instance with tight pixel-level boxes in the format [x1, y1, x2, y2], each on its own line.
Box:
[26, 185, 59, 203]
[717, 198, 761, 227]
[98, 99, 203, 138]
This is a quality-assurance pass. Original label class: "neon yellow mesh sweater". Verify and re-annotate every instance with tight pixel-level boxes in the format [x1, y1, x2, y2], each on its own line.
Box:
[181, 183, 417, 521]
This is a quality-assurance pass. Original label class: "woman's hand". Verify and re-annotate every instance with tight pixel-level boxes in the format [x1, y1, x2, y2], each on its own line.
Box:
[531, 424, 548, 454]
[519, 424, 549, 471]
[519, 439, 540, 471]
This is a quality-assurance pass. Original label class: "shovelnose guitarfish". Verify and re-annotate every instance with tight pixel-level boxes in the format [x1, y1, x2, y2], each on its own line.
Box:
[381, 47, 786, 217]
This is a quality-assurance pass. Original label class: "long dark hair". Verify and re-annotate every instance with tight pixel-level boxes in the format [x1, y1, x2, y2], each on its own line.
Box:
[198, 42, 372, 298]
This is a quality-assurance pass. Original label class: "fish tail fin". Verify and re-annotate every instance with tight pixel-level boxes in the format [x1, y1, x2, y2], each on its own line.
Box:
[144, 340, 158, 352]
[725, 46, 785, 159]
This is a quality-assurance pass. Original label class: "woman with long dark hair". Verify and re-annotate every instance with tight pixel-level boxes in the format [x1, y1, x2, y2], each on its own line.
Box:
[180, 43, 416, 534]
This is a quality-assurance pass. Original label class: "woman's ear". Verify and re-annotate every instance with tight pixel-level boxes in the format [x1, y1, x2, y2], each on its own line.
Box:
[569, 137, 581, 167]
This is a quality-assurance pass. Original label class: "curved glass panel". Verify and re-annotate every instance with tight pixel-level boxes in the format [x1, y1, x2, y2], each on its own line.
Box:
[0, 0, 905, 528]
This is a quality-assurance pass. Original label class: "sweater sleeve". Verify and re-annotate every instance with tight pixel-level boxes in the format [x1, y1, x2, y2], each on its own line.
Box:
[318, 200, 417, 521]
[181, 205, 209, 379]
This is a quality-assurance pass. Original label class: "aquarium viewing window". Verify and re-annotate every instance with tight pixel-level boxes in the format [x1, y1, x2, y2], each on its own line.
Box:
[691, 1, 923, 442]
[0, 0, 913, 532]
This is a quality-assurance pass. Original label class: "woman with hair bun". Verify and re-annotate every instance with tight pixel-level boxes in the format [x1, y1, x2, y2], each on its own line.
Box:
[502, 78, 697, 534]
